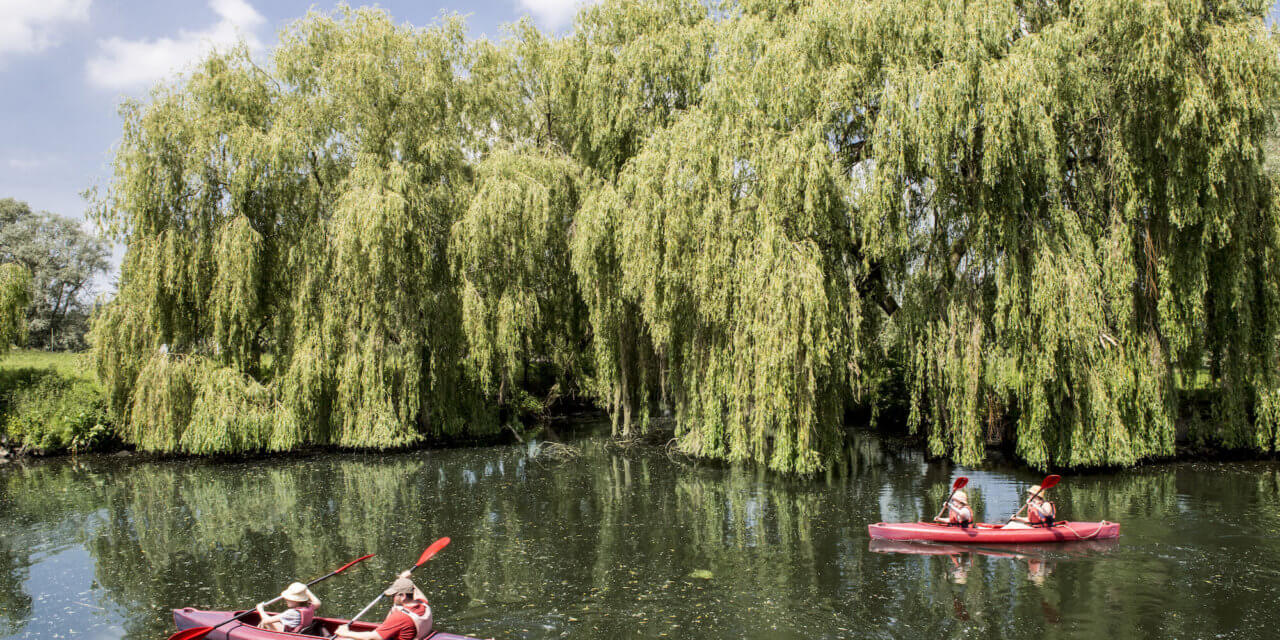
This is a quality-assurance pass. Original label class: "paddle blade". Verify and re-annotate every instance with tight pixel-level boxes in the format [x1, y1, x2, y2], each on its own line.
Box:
[1041, 475, 1061, 490]
[166, 626, 213, 640]
[415, 537, 451, 566]
[335, 554, 375, 574]
[952, 477, 969, 490]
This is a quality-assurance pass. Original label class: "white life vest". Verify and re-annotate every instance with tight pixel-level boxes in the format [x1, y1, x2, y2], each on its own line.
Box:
[394, 601, 433, 640]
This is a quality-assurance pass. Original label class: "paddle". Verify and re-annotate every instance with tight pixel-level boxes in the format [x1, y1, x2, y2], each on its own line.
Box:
[346, 537, 451, 627]
[933, 476, 970, 520]
[166, 553, 375, 640]
[1006, 474, 1061, 524]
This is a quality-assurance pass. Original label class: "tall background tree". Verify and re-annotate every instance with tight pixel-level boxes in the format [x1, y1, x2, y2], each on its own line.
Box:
[0, 198, 109, 351]
[90, 0, 1280, 472]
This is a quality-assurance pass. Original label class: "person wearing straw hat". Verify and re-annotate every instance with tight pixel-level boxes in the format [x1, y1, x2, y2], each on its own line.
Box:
[257, 582, 321, 633]
[335, 570, 432, 640]
[932, 489, 973, 528]
[1011, 484, 1057, 528]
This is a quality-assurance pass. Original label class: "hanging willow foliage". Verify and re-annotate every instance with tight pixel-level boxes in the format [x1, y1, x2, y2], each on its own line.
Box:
[450, 148, 586, 406]
[860, 0, 1280, 467]
[91, 0, 1280, 472]
[0, 264, 31, 353]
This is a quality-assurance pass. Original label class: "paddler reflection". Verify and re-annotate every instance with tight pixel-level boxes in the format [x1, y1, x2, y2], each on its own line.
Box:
[868, 539, 1116, 585]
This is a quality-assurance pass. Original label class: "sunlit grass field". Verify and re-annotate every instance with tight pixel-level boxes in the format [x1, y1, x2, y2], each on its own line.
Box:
[0, 349, 95, 383]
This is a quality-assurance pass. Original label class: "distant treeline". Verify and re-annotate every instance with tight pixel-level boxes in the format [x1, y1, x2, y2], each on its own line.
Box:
[91, 0, 1280, 472]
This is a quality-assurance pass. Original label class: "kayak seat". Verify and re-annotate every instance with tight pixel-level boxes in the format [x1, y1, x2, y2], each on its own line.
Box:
[301, 620, 334, 637]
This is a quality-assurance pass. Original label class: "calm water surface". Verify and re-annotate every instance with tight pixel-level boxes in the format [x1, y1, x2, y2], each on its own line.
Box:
[1, 427, 1278, 639]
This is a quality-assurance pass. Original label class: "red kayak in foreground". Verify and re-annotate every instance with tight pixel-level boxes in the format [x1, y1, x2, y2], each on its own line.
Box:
[867, 521, 1120, 543]
[173, 608, 483, 640]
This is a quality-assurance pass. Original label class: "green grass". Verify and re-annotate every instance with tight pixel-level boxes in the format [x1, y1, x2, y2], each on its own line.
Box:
[0, 349, 95, 383]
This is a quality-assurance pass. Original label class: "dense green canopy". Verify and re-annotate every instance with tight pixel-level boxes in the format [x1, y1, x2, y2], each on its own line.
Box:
[93, 0, 1280, 472]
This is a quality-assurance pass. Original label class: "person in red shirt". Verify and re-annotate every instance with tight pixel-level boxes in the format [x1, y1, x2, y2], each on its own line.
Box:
[335, 571, 433, 640]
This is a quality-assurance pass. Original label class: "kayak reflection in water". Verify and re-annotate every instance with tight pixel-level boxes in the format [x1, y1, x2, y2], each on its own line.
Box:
[1008, 484, 1057, 529]
[932, 490, 974, 528]
[257, 582, 321, 633]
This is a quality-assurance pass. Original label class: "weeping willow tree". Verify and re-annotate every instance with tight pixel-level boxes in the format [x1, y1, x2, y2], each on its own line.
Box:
[450, 149, 587, 412]
[861, 0, 1280, 467]
[92, 0, 1280, 472]
[91, 8, 491, 453]
[0, 263, 30, 354]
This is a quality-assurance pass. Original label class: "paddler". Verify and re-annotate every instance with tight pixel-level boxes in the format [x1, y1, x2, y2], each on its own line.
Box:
[257, 582, 320, 633]
[335, 570, 433, 640]
[1011, 484, 1057, 527]
[932, 489, 973, 528]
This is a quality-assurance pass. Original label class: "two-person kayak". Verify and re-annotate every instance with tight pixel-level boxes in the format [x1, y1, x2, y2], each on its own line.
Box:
[173, 608, 484, 640]
[867, 520, 1120, 543]
[880, 473, 1120, 543]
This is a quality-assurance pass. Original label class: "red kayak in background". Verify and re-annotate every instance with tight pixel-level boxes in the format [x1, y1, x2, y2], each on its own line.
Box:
[172, 608, 483, 640]
[867, 520, 1120, 543]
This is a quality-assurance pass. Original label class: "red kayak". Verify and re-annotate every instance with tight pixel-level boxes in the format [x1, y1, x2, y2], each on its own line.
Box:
[173, 608, 483, 640]
[867, 520, 1120, 543]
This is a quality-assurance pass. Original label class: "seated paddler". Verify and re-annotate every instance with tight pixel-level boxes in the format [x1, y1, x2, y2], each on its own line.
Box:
[335, 571, 433, 640]
[932, 489, 973, 528]
[1010, 484, 1056, 528]
[257, 582, 320, 633]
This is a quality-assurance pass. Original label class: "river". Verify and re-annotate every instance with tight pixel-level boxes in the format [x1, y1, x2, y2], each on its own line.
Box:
[1, 425, 1277, 639]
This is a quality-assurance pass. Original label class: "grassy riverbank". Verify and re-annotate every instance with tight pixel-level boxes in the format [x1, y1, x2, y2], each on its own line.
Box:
[0, 350, 115, 455]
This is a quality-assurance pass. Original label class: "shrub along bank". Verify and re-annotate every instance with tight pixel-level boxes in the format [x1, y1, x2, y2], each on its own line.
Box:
[0, 351, 116, 456]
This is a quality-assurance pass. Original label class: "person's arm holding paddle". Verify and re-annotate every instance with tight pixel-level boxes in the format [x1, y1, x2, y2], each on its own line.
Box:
[931, 477, 971, 527]
[257, 583, 320, 632]
[933, 490, 973, 528]
[1005, 475, 1061, 528]
[166, 554, 372, 640]
[334, 575, 432, 640]
[336, 538, 449, 640]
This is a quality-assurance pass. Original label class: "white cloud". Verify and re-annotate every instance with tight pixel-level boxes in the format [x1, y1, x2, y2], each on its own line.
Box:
[516, 0, 598, 29]
[86, 0, 265, 90]
[0, 0, 91, 57]
[5, 153, 61, 170]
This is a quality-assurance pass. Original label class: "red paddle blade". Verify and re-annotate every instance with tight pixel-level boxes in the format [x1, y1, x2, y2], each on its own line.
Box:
[952, 477, 969, 490]
[166, 626, 214, 640]
[415, 537, 451, 566]
[1041, 475, 1061, 490]
[335, 554, 375, 574]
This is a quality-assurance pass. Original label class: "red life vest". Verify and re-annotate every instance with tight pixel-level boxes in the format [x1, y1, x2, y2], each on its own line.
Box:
[286, 604, 315, 633]
[948, 505, 973, 526]
[1029, 501, 1056, 526]
[394, 601, 433, 640]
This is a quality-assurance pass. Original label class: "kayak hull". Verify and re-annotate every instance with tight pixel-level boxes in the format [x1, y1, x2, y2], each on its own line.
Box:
[172, 608, 482, 640]
[867, 520, 1120, 543]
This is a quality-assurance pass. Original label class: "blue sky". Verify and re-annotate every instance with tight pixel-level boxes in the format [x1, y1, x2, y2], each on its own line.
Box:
[0, 0, 587, 227]
[1, 0, 1279, 235]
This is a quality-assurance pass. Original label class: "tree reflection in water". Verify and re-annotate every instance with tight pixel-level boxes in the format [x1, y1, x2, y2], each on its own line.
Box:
[1, 435, 1279, 638]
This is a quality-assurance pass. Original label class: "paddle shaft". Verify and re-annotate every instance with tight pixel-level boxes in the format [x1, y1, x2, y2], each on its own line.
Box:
[349, 565, 424, 624]
[348, 538, 450, 626]
[934, 477, 969, 520]
[226, 557, 369, 627]
[1007, 476, 1060, 524]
